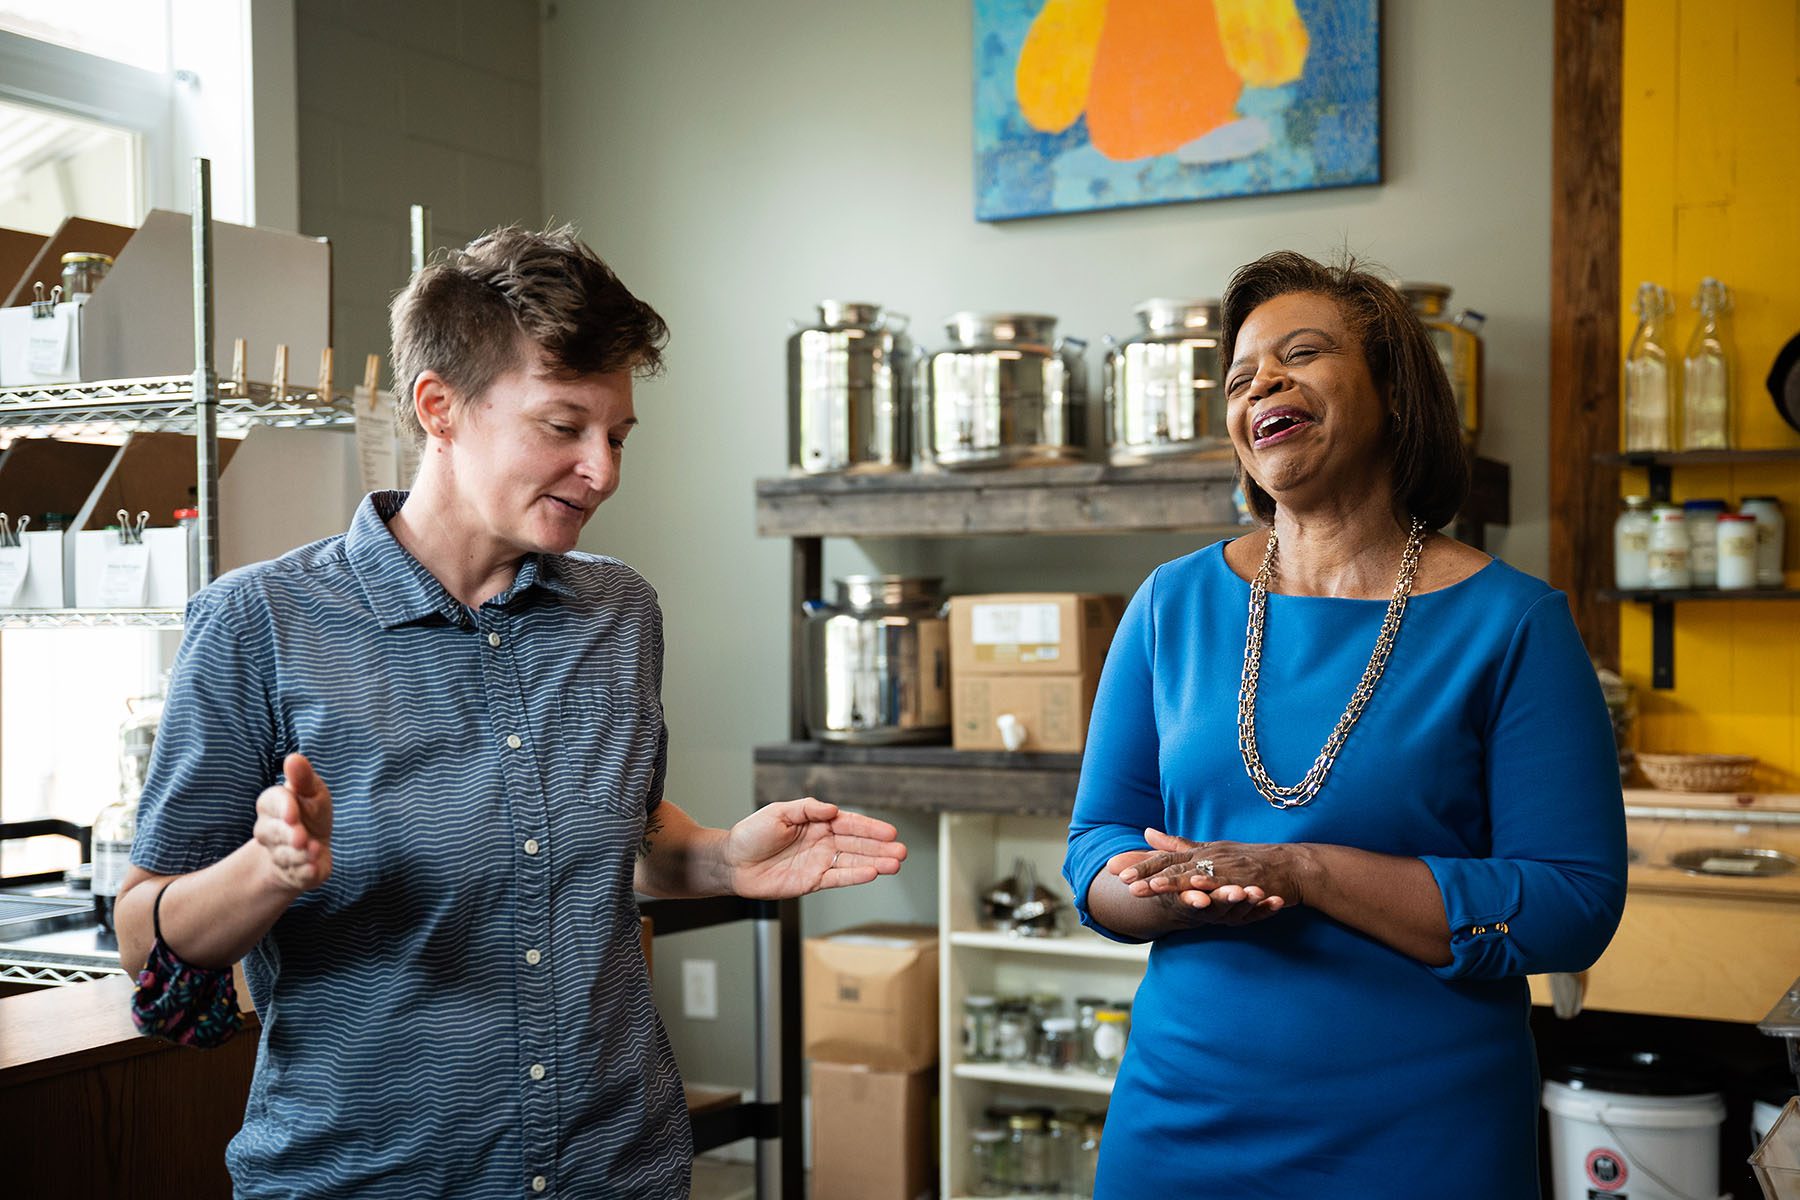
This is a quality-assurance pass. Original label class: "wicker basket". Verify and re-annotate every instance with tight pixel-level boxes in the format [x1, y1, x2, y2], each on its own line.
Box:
[1636, 752, 1757, 793]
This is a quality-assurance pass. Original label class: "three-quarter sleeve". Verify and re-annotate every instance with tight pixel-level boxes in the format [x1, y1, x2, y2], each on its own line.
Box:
[1063, 569, 1166, 943]
[1419, 591, 1628, 980]
[132, 584, 281, 876]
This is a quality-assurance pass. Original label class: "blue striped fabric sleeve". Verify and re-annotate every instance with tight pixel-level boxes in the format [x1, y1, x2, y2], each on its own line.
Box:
[133, 579, 280, 875]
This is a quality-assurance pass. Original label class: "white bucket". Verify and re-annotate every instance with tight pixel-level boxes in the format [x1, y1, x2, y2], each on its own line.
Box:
[1543, 1079, 1725, 1200]
[1759, 1098, 1791, 1149]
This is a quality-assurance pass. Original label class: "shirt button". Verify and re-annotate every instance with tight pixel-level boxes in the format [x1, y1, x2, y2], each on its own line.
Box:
[529, 1062, 546, 1080]
[489, 632, 502, 648]
[506, 734, 523, 750]
[525, 948, 542, 965]
[523, 839, 540, 856]
[531, 1176, 547, 1193]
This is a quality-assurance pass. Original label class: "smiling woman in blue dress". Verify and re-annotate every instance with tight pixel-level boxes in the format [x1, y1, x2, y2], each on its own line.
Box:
[1063, 251, 1628, 1199]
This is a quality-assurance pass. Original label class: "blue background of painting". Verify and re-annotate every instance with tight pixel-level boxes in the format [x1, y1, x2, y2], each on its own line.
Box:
[972, 0, 1382, 221]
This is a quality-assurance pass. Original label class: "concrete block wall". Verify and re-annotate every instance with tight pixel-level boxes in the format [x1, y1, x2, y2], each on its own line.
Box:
[295, 0, 542, 388]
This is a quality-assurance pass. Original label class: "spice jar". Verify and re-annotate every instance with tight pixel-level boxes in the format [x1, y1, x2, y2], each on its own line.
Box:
[1074, 996, 1105, 1070]
[1682, 499, 1725, 587]
[1006, 1112, 1053, 1193]
[1091, 1006, 1130, 1074]
[1613, 495, 1653, 589]
[1071, 1115, 1104, 1198]
[1739, 496, 1786, 587]
[1717, 512, 1758, 591]
[995, 1000, 1033, 1065]
[59, 251, 113, 298]
[1646, 505, 1692, 589]
[1046, 1110, 1084, 1193]
[968, 1126, 1009, 1196]
[1038, 1016, 1079, 1071]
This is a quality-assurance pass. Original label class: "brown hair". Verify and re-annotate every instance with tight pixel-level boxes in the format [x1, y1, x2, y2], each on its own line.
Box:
[1219, 250, 1469, 528]
[388, 224, 669, 447]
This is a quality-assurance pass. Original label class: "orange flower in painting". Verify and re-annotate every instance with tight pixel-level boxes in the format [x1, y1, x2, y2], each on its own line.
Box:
[1015, 0, 1311, 162]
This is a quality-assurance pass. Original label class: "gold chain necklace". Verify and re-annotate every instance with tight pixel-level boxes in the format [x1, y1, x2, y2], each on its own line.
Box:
[1237, 516, 1427, 809]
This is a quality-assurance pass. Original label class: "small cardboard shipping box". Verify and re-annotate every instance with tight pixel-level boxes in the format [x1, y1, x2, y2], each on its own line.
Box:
[949, 592, 1123, 753]
[803, 923, 938, 1072]
[809, 1062, 933, 1200]
[949, 592, 1124, 679]
[953, 672, 1099, 753]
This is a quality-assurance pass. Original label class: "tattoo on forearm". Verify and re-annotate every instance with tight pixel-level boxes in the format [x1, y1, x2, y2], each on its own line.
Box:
[639, 812, 664, 859]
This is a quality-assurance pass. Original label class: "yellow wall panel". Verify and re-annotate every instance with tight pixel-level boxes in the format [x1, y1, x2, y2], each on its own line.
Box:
[1619, 0, 1800, 790]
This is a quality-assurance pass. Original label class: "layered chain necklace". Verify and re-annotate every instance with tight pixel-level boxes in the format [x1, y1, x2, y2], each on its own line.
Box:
[1237, 515, 1428, 809]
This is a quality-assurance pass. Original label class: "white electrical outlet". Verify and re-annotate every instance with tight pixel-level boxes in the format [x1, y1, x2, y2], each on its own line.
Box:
[682, 958, 718, 1020]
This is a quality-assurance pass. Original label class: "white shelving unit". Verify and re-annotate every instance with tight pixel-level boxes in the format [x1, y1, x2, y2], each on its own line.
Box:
[938, 810, 1148, 1198]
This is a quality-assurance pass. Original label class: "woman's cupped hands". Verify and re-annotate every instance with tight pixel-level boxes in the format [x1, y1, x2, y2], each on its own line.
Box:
[1103, 829, 1312, 927]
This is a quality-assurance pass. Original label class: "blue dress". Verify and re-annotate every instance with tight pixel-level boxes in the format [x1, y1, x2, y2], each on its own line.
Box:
[1063, 541, 1627, 1200]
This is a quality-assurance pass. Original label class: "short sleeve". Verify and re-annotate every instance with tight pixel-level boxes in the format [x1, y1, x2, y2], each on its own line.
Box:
[132, 584, 282, 875]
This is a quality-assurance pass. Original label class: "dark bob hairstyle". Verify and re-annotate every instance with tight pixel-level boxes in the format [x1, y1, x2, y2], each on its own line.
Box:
[1219, 250, 1469, 529]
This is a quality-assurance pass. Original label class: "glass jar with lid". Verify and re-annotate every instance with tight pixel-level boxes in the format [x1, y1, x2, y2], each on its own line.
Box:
[1613, 495, 1653, 589]
[60, 251, 114, 298]
[1738, 496, 1786, 587]
[1006, 1111, 1053, 1193]
[1090, 1006, 1130, 1074]
[1646, 505, 1692, 589]
[1038, 1016, 1079, 1071]
[1682, 499, 1726, 587]
[1717, 513, 1758, 590]
[995, 999, 1033, 1065]
[963, 994, 999, 1062]
[967, 1126, 1010, 1196]
[1070, 1115, 1104, 1198]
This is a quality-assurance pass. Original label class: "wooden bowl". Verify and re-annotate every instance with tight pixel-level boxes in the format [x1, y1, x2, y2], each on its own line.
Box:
[1636, 752, 1757, 793]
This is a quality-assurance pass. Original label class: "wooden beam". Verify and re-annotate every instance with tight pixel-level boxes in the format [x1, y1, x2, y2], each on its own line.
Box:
[1550, 0, 1624, 667]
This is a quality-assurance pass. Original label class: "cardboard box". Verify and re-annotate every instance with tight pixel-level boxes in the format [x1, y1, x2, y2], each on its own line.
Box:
[949, 592, 1124, 678]
[803, 923, 938, 1071]
[953, 672, 1099, 753]
[809, 1062, 933, 1200]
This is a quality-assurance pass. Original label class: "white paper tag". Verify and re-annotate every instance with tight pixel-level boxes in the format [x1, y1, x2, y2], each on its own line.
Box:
[26, 314, 70, 375]
[0, 545, 27, 606]
[971, 603, 1062, 647]
[98, 543, 150, 607]
[355, 385, 398, 492]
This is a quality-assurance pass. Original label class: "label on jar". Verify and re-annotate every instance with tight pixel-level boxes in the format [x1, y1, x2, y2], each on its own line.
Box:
[1618, 531, 1649, 553]
[1092, 1021, 1126, 1062]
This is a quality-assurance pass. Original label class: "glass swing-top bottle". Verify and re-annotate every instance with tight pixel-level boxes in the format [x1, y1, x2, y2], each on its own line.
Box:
[1680, 277, 1734, 450]
[1623, 282, 1675, 452]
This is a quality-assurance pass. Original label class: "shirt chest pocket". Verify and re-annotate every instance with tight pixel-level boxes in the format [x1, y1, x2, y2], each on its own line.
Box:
[553, 688, 666, 817]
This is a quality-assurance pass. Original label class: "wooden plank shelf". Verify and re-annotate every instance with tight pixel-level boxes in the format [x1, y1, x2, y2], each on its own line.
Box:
[1596, 448, 1800, 467]
[755, 458, 1243, 538]
[756, 453, 1511, 546]
[1600, 588, 1800, 603]
[752, 741, 1080, 816]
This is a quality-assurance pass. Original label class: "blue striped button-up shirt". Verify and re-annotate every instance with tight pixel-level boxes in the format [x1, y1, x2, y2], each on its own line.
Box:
[132, 490, 690, 1199]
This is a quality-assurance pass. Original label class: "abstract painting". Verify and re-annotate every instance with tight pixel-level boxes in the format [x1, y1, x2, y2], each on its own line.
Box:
[973, 0, 1382, 221]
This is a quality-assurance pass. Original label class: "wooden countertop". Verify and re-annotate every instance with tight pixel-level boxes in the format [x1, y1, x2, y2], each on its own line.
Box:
[0, 970, 257, 1089]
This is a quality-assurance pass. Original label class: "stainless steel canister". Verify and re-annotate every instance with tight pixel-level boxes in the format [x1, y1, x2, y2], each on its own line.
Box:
[801, 575, 949, 744]
[918, 313, 1088, 469]
[787, 300, 914, 475]
[1104, 298, 1228, 464]
[1398, 282, 1484, 449]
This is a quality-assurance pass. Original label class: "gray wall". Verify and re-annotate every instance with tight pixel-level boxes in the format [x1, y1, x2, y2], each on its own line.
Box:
[295, 0, 542, 378]
[541, 0, 1555, 1092]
